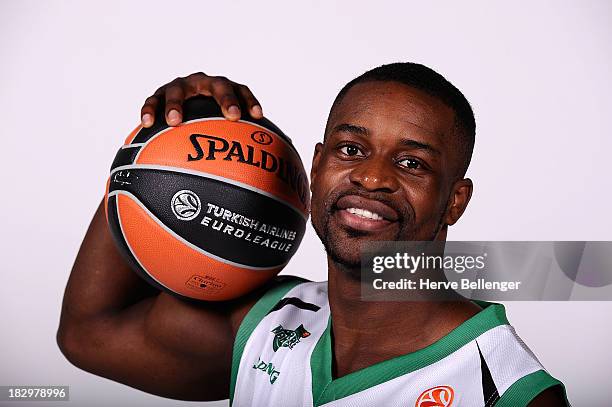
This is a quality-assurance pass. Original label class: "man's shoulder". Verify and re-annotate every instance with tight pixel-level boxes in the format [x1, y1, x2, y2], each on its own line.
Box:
[466, 303, 569, 406]
[270, 274, 313, 286]
[241, 275, 315, 317]
[257, 275, 329, 306]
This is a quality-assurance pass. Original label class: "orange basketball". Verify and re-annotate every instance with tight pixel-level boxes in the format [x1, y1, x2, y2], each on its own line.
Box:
[105, 97, 309, 301]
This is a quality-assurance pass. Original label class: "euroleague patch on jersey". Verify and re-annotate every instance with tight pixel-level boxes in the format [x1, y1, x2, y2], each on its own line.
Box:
[415, 385, 454, 407]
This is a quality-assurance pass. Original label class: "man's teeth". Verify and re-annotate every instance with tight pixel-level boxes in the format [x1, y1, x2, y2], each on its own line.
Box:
[346, 207, 384, 220]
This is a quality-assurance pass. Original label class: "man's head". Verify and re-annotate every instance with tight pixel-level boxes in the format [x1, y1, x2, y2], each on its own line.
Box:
[310, 62, 475, 269]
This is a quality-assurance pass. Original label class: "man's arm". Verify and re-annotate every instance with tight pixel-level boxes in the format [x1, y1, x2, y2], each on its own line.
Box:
[58, 201, 270, 400]
[58, 73, 272, 401]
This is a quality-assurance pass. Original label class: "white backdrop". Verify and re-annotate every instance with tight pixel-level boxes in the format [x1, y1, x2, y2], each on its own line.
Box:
[1, 1, 611, 405]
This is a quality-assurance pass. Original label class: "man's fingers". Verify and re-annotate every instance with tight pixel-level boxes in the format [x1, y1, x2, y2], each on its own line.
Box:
[236, 84, 263, 119]
[164, 80, 186, 126]
[141, 95, 159, 128]
[140, 74, 259, 127]
[184, 72, 213, 99]
[210, 77, 242, 121]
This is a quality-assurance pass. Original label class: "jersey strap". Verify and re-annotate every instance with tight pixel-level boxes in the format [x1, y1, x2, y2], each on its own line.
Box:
[495, 369, 569, 407]
[229, 276, 307, 404]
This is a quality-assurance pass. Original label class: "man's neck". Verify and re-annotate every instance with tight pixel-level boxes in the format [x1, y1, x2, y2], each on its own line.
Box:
[327, 258, 481, 379]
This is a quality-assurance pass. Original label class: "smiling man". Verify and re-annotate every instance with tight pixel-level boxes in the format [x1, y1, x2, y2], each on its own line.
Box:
[58, 63, 568, 406]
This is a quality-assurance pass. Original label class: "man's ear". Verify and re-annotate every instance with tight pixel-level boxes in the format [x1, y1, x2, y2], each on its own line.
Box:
[444, 178, 473, 226]
[310, 142, 324, 193]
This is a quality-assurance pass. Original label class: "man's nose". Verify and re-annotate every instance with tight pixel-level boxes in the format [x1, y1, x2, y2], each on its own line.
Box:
[348, 158, 400, 193]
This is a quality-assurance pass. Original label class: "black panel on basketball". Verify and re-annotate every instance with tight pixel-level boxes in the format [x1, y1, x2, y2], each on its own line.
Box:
[108, 168, 306, 268]
[110, 146, 141, 171]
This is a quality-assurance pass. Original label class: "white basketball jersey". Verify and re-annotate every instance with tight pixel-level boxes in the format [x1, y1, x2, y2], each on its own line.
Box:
[230, 278, 567, 406]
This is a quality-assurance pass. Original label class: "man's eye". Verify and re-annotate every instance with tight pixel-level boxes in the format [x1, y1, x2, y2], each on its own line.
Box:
[339, 145, 365, 157]
[397, 158, 422, 170]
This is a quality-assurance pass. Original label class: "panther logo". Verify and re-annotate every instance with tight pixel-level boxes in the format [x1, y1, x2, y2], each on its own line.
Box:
[271, 324, 310, 351]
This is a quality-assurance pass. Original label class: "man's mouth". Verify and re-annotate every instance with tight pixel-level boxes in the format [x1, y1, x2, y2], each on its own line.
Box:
[344, 207, 385, 221]
[333, 194, 400, 233]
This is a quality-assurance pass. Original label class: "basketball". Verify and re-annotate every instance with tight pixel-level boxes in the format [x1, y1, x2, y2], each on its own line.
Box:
[104, 97, 309, 301]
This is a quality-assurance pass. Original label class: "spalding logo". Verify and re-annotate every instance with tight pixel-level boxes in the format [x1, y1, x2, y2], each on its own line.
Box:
[171, 190, 201, 221]
[415, 386, 454, 407]
[250, 131, 273, 145]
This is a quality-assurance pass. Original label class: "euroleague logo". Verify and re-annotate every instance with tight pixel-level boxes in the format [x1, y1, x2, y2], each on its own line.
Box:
[171, 190, 201, 221]
[415, 386, 454, 407]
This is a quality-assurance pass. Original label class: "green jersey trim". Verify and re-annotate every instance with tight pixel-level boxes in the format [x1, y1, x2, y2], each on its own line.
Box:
[313, 301, 509, 405]
[229, 277, 306, 405]
[495, 369, 569, 407]
[311, 317, 333, 404]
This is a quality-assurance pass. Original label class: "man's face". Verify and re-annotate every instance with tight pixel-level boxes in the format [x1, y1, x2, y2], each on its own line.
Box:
[310, 81, 470, 268]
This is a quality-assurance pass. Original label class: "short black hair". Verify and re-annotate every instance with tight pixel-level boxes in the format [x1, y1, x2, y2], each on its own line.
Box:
[325, 62, 476, 177]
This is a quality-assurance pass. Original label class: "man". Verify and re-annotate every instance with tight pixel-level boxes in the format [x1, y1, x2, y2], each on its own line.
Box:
[58, 63, 568, 406]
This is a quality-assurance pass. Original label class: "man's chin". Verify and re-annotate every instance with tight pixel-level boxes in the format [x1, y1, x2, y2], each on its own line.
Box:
[323, 231, 370, 272]
[327, 247, 363, 278]
[313, 212, 405, 271]
[328, 245, 361, 268]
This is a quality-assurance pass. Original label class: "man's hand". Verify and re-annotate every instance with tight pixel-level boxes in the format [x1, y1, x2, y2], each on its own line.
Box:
[140, 72, 263, 127]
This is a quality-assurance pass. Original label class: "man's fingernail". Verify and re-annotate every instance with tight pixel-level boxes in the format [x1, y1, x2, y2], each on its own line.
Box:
[142, 113, 153, 127]
[251, 105, 263, 117]
[228, 105, 240, 117]
[168, 109, 181, 124]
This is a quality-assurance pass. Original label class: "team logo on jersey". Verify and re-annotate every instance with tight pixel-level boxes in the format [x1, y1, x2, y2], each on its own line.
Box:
[271, 324, 310, 351]
[415, 385, 454, 407]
